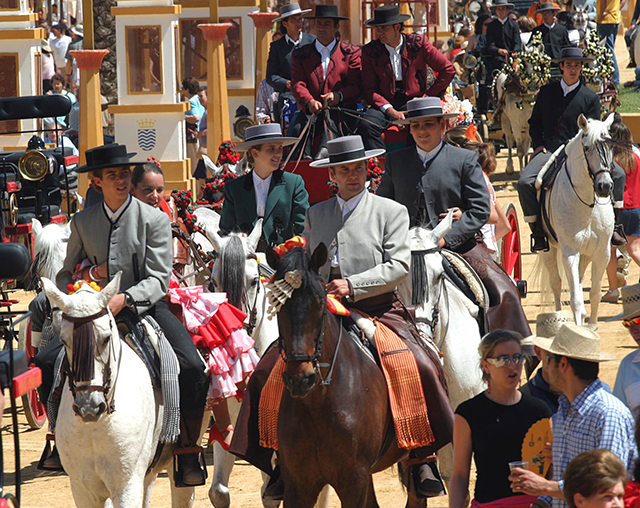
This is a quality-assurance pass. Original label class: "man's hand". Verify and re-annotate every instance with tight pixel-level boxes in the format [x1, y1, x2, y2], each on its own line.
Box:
[320, 92, 340, 107]
[308, 99, 323, 114]
[440, 207, 462, 222]
[286, 80, 292, 90]
[109, 294, 127, 317]
[325, 279, 352, 298]
[386, 108, 406, 121]
[509, 469, 558, 497]
[438, 237, 447, 248]
[533, 146, 547, 158]
[499, 48, 509, 57]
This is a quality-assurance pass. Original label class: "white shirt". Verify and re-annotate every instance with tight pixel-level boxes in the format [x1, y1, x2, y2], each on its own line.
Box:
[416, 141, 444, 166]
[49, 34, 72, 70]
[252, 171, 273, 217]
[498, 16, 509, 24]
[104, 195, 131, 223]
[560, 78, 580, 96]
[331, 188, 366, 267]
[544, 22, 556, 29]
[315, 38, 337, 77]
[286, 33, 302, 46]
[384, 36, 404, 81]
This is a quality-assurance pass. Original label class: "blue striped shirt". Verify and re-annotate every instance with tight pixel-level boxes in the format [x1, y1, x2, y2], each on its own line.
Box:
[540, 379, 637, 508]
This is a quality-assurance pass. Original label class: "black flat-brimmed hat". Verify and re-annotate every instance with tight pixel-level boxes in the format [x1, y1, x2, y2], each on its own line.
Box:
[364, 5, 411, 26]
[75, 143, 137, 173]
[309, 135, 385, 167]
[273, 2, 312, 23]
[233, 123, 298, 152]
[305, 4, 349, 20]
[551, 46, 595, 63]
[535, 2, 561, 13]
[394, 97, 459, 125]
[490, 0, 515, 9]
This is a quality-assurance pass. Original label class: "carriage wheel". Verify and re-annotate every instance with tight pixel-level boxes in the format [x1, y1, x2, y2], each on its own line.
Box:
[18, 320, 47, 430]
[500, 203, 522, 282]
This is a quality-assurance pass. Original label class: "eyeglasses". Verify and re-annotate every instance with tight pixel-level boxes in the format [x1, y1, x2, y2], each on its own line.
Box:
[485, 353, 526, 368]
[623, 317, 640, 328]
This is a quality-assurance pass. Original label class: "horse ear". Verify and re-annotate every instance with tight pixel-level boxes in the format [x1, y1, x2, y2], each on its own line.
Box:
[604, 111, 615, 129]
[577, 114, 589, 132]
[41, 277, 70, 312]
[310, 243, 328, 273]
[248, 218, 263, 253]
[265, 247, 280, 271]
[31, 218, 42, 237]
[98, 272, 122, 308]
[205, 227, 225, 254]
[431, 210, 454, 243]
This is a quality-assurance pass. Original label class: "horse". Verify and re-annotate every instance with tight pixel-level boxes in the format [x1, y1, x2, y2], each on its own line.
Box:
[536, 113, 616, 326]
[205, 219, 281, 508]
[397, 211, 485, 485]
[264, 245, 435, 508]
[40, 273, 196, 508]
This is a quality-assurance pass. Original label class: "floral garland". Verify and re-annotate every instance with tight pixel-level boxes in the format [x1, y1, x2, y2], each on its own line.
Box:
[67, 280, 102, 295]
[442, 90, 474, 129]
[582, 30, 615, 83]
[216, 140, 240, 165]
[195, 141, 240, 208]
[171, 188, 217, 266]
[512, 32, 551, 89]
[327, 156, 384, 196]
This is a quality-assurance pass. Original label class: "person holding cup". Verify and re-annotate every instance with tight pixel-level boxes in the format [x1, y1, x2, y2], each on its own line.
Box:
[450, 330, 552, 508]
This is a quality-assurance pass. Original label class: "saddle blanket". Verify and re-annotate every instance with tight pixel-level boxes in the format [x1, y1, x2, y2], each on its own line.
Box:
[258, 318, 434, 450]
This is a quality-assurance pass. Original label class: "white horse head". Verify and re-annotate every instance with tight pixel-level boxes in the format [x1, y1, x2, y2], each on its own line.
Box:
[574, 113, 615, 198]
[41, 273, 121, 422]
[32, 218, 70, 281]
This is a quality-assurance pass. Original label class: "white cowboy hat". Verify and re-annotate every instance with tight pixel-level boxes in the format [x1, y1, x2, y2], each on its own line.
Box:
[233, 123, 298, 152]
[530, 323, 617, 362]
[309, 135, 385, 168]
[608, 283, 640, 321]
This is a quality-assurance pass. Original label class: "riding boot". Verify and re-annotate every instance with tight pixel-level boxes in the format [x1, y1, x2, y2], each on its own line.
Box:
[529, 221, 549, 252]
[409, 456, 446, 499]
[612, 208, 628, 246]
[174, 410, 207, 487]
[262, 464, 285, 501]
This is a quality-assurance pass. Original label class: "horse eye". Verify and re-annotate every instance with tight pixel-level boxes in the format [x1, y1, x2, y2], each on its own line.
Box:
[251, 277, 259, 287]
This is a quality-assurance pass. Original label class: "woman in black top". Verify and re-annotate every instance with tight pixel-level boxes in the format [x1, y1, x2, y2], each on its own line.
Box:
[450, 330, 552, 508]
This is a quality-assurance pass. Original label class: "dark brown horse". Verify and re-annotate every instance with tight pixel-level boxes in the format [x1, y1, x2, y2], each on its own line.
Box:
[265, 245, 428, 508]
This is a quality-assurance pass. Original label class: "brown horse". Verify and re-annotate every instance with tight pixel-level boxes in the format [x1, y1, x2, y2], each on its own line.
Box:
[265, 245, 429, 508]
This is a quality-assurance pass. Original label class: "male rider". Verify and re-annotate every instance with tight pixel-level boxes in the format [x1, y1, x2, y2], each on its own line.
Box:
[34, 144, 209, 486]
[530, 3, 571, 61]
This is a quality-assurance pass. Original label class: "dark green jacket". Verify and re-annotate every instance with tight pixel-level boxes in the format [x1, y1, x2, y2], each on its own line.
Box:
[219, 169, 309, 247]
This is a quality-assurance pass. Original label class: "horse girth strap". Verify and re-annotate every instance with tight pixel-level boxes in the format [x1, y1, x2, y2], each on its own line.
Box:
[62, 308, 109, 324]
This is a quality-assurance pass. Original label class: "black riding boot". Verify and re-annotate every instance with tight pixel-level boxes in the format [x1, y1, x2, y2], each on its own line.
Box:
[262, 464, 284, 501]
[529, 221, 549, 252]
[612, 208, 628, 246]
[174, 409, 207, 487]
[410, 457, 446, 499]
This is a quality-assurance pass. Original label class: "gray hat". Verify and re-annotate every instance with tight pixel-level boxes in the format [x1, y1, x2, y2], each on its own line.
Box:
[70, 24, 83, 37]
[535, 2, 561, 13]
[273, 2, 312, 23]
[309, 135, 385, 167]
[491, 0, 516, 8]
[233, 123, 298, 152]
[551, 46, 595, 63]
[394, 97, 459, 125]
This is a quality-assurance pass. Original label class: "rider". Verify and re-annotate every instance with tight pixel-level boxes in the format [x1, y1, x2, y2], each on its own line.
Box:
[485, 0, 522, 76]
[359, 4, 455, 150]
[530, 3, 571, 62]
[219, 123, 309, 249]
[377, 96, 532, 339]
[266, 2, 315, 124]
[34, 144, 209, 486]
[518, 46, 626, 252]
[289, 4, 362, 160]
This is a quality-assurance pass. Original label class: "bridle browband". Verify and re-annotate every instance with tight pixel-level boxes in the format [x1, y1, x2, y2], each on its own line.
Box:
[62, 308, 108, 323]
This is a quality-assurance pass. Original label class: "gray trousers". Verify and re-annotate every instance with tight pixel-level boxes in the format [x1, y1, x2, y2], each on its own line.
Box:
[517, 151, 626, 223]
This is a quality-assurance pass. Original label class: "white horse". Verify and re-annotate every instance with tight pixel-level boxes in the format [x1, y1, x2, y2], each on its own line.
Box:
[398, 212, 485, 484]
[40, 273, 196, 508]
[32, 218, 70, 281]
[537, 114, 616, 325]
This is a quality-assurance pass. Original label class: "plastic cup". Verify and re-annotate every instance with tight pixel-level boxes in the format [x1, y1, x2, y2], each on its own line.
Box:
[509, 461, 529, 473]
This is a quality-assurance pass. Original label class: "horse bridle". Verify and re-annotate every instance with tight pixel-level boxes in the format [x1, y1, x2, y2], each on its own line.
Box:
[244, 252, 260, 336]
[566, 138, 613, 208]
[412, 246, 445, 333]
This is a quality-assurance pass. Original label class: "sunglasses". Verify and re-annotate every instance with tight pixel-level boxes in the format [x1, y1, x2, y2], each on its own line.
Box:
[485, 353, 526, 368]
[623, 317, 640, 328]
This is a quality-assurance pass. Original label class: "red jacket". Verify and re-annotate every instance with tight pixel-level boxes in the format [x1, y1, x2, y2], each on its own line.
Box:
[361, 33, 455, 109]
[291, 40, 362, 111]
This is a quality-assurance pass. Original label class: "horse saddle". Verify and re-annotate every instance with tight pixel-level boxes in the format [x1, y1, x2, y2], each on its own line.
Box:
[441, 249, 489, 312]
[540, 148, 568, 191]
[116, 309, 162, 389]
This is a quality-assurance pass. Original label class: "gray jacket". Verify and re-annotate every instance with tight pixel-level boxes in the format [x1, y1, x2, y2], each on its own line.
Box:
[57, 197, 172, 314]
[378, 142, 490, 252]
[303, 190, 410, 302]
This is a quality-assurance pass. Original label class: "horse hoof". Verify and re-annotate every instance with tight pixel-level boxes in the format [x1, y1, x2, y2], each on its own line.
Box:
[505, 164, 515, 175]
[262, 499, 282, 508]
[209, 485, 230, 508]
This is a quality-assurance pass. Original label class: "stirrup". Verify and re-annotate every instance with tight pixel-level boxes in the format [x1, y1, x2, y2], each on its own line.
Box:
[173, 446, 207, 487]
[530, 233, 550, 253]
[38, 434, 64, 471]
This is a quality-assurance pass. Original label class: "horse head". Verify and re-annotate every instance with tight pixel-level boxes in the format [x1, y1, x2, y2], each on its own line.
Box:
[577, 113, 615, 198]
[266, 245, 328, 398]
[41, 273, 122, 422]
[32, 218, 70, 282]
[207, 219, 263, 311]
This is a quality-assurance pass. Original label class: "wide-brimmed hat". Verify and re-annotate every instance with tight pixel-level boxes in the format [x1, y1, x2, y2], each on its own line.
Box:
[535, 2, 561, 13]
[305, 4, 349, 20]
[551, 46, 595, 63]
[70, 24, 83, 37]
[530, 323, 617, 362]
[41, 38, 51, 52]
[273, 2, 312, 23]
[608, 283, 640, 321]
[309, 135, 385, 167]
[233, 124, 298, 152]
[395, 97, 459, 125]
[491, 0, 515, 9]
[527, 310, 574, 345]
[364, 5, 411, 26]
[75, 143, 137, 173]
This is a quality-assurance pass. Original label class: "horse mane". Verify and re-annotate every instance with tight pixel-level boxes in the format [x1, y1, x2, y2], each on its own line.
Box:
[274, 247, 325, 301]
[582, 117, 613, 147]
[220, 234, 246, 309]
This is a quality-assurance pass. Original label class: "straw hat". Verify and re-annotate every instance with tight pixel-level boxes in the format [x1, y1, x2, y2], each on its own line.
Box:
[309, 135, 385, 168]
[608, 283, 640, 321]
[530, 323, 617, 362]
[527, 310, 574, 344]
[41, 38, 52, 53]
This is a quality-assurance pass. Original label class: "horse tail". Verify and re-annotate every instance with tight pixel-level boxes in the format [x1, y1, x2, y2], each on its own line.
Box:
[411, 251, 429, 306]
[531, 251, 562, 311]
[220, 235, 246, 309]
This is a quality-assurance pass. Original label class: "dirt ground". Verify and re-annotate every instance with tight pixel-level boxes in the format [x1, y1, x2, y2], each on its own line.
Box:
[2, 38, 637, 508]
